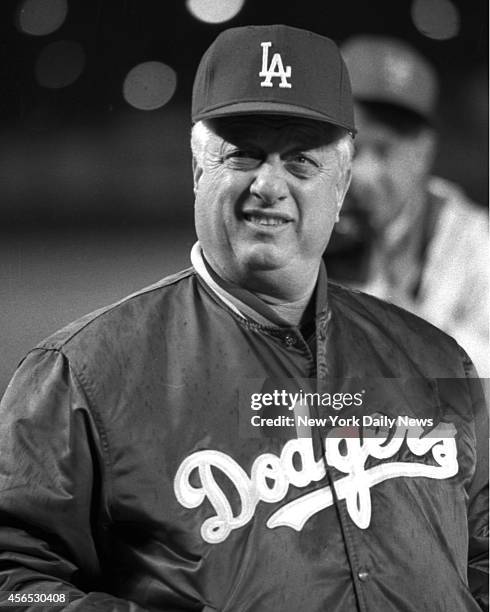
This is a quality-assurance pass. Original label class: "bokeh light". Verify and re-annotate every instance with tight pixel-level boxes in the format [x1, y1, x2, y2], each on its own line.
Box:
[186, 0, 245, 24]
[16, 0, 68, 36]
[35, 41, 85, 89]
[411, 0, 460, 40]
[123, 62, 177, 111]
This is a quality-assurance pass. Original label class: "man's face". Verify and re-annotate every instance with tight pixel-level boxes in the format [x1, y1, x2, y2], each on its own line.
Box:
[193, 116, 351, 290]
[348, 104, 434, 234]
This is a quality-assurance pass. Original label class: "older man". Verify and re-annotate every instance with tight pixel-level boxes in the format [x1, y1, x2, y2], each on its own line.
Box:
[326, 35, 489, 377]
[0, 25, 487, 612]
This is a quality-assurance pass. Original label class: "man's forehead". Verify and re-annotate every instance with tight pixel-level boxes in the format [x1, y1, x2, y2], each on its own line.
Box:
[207, 115, 344, 149]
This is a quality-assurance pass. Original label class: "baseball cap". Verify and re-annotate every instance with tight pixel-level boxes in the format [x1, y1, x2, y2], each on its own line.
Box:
[192, 24, 356, 134]
[341, 36, 438, 121]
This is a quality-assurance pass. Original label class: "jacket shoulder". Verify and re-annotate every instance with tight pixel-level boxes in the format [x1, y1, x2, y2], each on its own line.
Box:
[327, 281, 465, 364]
[429, 176, 488, 233]
[39, 267, 197, 352]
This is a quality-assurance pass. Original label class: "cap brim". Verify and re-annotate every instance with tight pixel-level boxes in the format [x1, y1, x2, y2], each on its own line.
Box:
[193, 101, 356, 134]
[355, 94, 435, 126]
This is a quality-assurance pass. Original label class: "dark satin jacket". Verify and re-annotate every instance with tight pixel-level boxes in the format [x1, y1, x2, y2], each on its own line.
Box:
[0, 264, 487, 611]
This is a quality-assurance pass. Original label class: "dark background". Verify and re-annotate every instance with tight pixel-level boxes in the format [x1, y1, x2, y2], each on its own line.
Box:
[0, 0, 488, 394]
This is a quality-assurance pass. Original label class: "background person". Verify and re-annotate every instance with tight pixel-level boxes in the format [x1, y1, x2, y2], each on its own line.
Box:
[324, 35, 489, 377]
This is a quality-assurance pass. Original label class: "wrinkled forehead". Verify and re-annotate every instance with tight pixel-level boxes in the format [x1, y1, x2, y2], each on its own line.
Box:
[207, 115, 346, 151]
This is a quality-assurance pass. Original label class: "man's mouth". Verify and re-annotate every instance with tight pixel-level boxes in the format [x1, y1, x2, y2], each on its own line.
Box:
[243, 212, 293, 227]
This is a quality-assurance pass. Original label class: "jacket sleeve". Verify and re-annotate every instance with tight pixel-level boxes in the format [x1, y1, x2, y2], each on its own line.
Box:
[0, 348, 150, 611]
[463, 356, 489, 611]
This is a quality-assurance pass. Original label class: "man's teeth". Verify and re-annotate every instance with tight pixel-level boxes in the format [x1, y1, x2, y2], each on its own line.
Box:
[247, 215, 288, 226]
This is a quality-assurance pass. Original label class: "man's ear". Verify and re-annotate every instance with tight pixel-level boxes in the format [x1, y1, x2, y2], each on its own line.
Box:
[192, 157, 203, 194]
[335, 167, 352, 222]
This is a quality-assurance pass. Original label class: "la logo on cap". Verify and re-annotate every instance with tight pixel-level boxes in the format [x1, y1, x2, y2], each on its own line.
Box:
[259, 41, 292, 88]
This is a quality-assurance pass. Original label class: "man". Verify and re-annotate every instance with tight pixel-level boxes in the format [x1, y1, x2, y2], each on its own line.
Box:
[0, 25, 487, 611]
[325, 35, 489, 377]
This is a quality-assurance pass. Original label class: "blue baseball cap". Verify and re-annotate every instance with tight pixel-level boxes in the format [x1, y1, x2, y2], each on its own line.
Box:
[192, 24, 356, 134]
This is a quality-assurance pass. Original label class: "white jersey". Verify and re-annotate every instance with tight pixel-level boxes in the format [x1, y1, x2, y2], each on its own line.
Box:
[359, 177, 489, 377]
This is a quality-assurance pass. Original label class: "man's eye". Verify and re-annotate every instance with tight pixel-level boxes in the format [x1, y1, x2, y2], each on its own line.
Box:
[223, 150, 261, 169]
[224, 148, 262, 159]
[285, 154, 319, 176]
[293, 154, 312, 164]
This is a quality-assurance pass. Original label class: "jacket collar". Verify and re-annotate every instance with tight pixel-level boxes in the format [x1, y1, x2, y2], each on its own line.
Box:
[191, 242, 329, 329]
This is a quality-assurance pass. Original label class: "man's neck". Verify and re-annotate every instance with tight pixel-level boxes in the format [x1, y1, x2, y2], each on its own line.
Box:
[365, 189, 429, 300]
[253, 289, 316, 326]
[377, 189, 427, 255]
[201, 248, 319, 327]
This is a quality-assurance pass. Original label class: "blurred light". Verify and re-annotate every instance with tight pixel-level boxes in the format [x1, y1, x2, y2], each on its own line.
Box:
[186, 0, 245, 24]
[35, 41, 85, 89]
[411, 0, 460, 40]
[16, 0, 68, 36]
[123, 62, 177, 111]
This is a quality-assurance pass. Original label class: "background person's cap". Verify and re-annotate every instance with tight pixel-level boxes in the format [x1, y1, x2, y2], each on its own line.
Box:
[192, 24, 356, 134]
[341, 35, 438, 121]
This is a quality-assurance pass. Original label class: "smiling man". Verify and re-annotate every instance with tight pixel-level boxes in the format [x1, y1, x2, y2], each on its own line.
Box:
[0, 25, 487, 612]
[192, 116, 352, 322]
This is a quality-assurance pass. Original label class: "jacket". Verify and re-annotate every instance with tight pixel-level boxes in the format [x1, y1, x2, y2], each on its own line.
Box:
[0, 255, 487, 611]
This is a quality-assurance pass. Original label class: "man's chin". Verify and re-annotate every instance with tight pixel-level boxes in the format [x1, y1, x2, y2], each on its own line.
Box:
[238, 245, 289, 272]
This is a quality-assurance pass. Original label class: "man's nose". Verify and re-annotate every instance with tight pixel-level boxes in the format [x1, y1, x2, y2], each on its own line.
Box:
[351, 150, 380, 192]
[250, 159, 288, 205]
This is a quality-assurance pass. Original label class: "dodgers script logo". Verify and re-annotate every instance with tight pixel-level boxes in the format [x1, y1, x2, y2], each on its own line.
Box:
[174, 418, 458, 544]
[259, 41, 292, 88]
